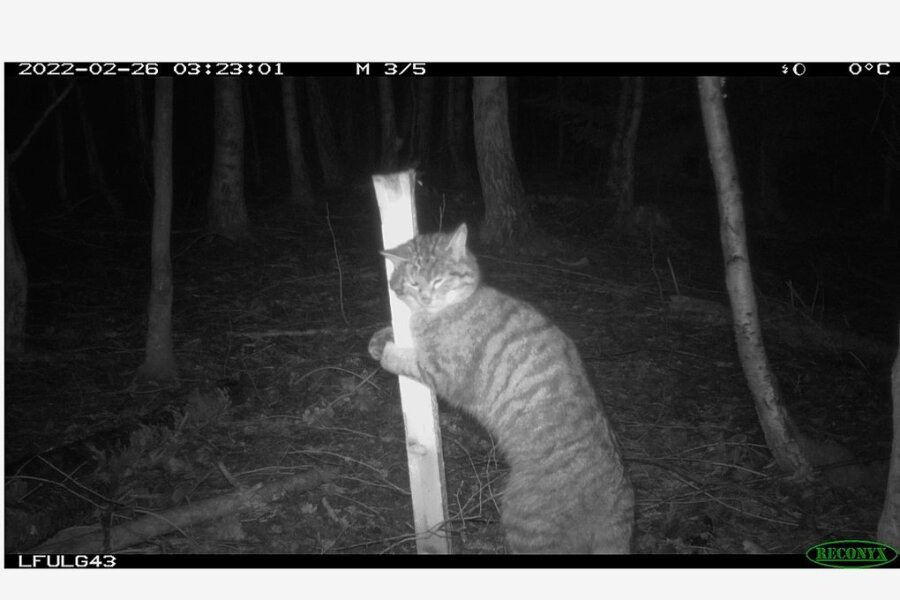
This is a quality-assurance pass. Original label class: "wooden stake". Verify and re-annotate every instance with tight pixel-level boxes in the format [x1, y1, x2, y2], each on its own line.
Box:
[372, 170, 451, 554]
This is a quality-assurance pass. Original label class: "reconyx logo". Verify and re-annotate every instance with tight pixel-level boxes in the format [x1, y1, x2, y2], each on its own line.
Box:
[805, 540, 897, 568]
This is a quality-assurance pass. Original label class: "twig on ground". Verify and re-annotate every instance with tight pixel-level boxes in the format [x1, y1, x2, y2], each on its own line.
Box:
[325, 202, 349, 325]
[666, 256, 681, 297]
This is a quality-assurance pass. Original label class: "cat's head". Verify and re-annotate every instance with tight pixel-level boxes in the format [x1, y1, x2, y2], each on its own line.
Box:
[381, 223, 481, 313]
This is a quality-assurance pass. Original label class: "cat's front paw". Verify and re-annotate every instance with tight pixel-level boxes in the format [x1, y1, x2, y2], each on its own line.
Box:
[368, 326, 394, 361]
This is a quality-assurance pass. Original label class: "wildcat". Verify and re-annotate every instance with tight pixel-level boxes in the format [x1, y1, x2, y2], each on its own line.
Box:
[369, 223, 634, 553]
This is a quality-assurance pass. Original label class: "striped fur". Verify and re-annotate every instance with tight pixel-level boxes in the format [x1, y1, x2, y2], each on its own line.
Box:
[370, 224, 634, 553]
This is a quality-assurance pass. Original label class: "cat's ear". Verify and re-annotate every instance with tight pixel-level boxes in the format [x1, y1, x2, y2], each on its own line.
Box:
[380, 249, 408, 267]
[448, 223, 468, 260]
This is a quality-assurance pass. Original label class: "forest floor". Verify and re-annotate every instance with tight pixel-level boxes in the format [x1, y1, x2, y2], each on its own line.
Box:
[4, 186, 897, 563]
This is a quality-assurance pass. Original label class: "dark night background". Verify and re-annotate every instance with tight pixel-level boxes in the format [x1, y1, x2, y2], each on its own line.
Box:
[3, 67, 899, 560]
[6, 72, 898, 336]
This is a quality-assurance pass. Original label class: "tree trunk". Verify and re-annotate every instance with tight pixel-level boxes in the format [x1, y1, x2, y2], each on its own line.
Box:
[306, 77, 346, 189]
[877, 324, 900, 547]
[883, 156, 895, 222]
[243, 83, 262, 188]
[76, 85, 123, 221]
[607, 77, 644, 222]
[138, 77, 177, 382]
[556, 76, 565, 170]
[398, 82, 415, 162]
[362, 81, 380, 169]
[208, 78, 249, 240]
[756, 79, 785, 226]
[446, 77, 474, 187]
[131, 78, 152, 200]
[52, 82, 69, 210]
[605, 77, 629, 192]
[412, 77, 435, 168]
[472, 76, 532, 246]
[280, 77, 314, 208]
[378, 78, 400, 172]
[5, 158, 27, 355]
[339, 78, 357, 167]
[698, 76, 813, 482]
[508, 77, 519, 147]
[5, 81, 73, 354]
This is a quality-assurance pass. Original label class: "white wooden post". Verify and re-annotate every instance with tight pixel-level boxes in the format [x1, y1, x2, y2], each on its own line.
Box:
[372, 170, 451, 554]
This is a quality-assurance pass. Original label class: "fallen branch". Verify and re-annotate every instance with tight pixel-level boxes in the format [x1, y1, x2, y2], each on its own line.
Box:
[227, 328, 350, 339]
[29, 470, 331, 554]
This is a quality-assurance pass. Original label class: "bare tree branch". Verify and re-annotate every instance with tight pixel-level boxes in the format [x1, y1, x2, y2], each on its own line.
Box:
[9, 80, 75, 164]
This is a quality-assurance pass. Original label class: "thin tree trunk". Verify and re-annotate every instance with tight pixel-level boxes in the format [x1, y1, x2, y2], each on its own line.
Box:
[397, 81, 414, 163]
[243, 83, 262, 188]
[280, 77, 314, 207]
[556, 76, 565, 170]
[472, 76, 532, 246]
[412, 77, 435, 168]
[52, 82, 69, 210]
[608, 77, 644, 221]
[138, 77, 177, 381]
[698, 76, 813, 482]
[208, 78, 249, 240]
[378, 78, 400, 171]
[5, 158, 27, 355]
[363, 81, 380, 169]
[623, 77, 644, 196]
[877, 324, 900, 547]
[76, 86, 123, 221]
[131, 78, 152, 200]
[756, 79, 785, 225]
[306, 77, 345, 189]
[605, 77, 630, 192]
[883, 156, 895, 222]
[340, 78, 357, 167]
[446, 77, 474, 187]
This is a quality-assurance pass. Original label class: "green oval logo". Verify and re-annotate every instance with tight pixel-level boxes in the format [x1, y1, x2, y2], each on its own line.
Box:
[806, 539, 898, 568]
